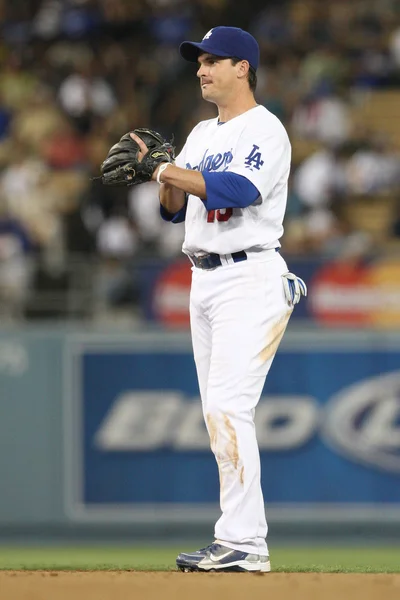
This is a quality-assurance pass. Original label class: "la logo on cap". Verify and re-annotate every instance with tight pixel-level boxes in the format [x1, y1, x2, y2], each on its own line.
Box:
[202, 29, 213, 40]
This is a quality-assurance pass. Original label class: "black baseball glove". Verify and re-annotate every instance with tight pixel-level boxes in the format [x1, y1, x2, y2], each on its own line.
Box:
[99, 128, 175, 186]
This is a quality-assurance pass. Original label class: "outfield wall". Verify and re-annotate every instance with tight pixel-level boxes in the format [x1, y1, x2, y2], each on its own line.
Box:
[1, 326, 400, 541]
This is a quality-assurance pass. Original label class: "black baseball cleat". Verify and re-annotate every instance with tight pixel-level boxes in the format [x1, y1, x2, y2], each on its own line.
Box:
[176, 542, 271, 572]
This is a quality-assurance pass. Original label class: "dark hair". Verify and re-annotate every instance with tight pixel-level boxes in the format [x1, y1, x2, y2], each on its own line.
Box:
[230, 57, 257, 92]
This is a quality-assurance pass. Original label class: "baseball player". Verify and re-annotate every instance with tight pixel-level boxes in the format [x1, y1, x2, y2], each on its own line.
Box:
[101, 26, 306, 573]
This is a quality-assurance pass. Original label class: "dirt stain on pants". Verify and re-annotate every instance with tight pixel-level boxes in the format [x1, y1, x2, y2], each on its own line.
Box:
[259, 310, 292, 363]
[206, 413, 244, 508]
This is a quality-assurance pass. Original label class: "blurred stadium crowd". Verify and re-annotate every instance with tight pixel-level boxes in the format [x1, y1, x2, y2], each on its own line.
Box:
[1, 0, 400, 321]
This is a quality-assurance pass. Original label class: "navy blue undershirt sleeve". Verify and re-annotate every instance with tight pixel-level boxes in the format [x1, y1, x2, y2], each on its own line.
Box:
[202, 171, 260, 210]
[160, 197, 188, 223]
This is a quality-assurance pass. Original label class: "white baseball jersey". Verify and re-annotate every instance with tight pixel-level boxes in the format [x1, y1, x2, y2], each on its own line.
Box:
[175, 104, 291, 256]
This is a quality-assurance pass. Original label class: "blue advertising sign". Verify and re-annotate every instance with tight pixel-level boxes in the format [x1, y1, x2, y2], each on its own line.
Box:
[64, 333, 400, 521]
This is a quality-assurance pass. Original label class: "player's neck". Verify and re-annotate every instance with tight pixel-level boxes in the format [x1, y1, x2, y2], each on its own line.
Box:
[217, 94, 258, 123]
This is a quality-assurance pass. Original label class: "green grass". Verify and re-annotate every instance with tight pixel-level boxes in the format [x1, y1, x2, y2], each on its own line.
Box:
[0, 546, 399, 573]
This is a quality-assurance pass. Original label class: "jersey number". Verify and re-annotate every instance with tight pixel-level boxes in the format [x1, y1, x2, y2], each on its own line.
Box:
[207, 208, 233, 223]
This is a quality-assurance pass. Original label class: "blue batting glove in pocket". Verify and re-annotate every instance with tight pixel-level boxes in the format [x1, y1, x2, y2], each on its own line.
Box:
[282, 272, 307, 306]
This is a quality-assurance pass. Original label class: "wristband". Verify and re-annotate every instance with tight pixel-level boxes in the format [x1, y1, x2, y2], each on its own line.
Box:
[156, 162, 172, 184]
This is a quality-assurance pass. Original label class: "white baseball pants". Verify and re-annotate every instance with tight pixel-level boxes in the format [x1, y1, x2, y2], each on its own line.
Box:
[189, 250, 292, 556]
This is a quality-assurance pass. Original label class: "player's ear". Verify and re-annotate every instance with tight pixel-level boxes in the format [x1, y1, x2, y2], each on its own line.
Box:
[237, 60, 250, 80]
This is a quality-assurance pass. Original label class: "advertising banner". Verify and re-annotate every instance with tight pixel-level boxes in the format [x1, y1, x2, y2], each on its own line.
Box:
[137, 256, 400, 328]
[65, 333, 400, 521]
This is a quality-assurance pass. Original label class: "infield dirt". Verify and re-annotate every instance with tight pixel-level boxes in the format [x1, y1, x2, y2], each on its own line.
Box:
[1, 571, 400, 600]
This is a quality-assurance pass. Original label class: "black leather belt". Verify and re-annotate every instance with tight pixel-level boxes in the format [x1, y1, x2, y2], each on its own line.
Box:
[189, 250, 247, 270]
[188, 248, 280, 270]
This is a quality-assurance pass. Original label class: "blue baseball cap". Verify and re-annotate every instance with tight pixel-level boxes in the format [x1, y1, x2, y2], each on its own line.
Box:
[180, 26, 259, 72]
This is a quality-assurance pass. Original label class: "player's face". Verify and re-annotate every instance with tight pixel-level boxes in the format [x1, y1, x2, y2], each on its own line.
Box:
[197, 54, 238, 103]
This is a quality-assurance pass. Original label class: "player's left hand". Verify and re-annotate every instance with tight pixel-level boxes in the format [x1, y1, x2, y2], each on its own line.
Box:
[282, 272, 307, 306]
[98, 128, 175, 187]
